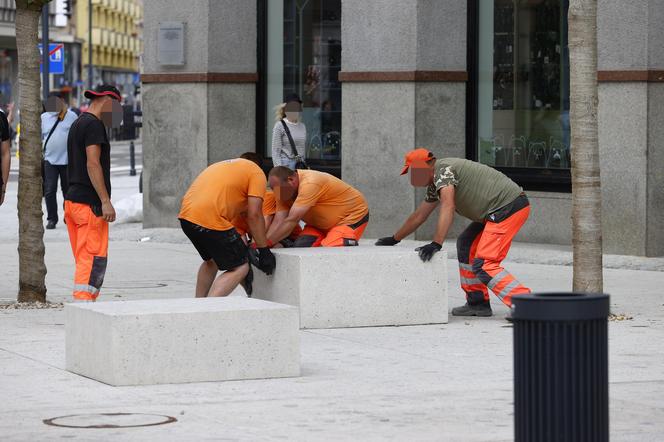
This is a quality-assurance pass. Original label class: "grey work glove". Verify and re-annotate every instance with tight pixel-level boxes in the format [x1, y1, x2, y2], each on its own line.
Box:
[375, 236, 400, 246]
[415, 241, 442, 262]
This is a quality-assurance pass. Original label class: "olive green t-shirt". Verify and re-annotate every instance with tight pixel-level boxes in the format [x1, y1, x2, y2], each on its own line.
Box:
[425, 158, 523, 222]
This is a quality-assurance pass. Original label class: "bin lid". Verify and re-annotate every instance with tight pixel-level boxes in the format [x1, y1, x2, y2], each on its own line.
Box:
[512, 293, 610, 321]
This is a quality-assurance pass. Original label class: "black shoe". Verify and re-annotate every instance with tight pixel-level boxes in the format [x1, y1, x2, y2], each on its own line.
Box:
[505, 312, 514, 323]
[240, 266, 254, 297]
[451, 302, 493, 317]
[46, 221, 56, 230]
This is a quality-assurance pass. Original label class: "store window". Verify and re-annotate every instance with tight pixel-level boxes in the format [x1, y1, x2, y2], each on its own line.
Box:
[264, 0, 342, 169]
[476, 0, 570, 177]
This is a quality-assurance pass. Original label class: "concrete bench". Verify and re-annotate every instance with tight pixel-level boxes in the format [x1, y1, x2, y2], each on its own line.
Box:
[65, 297, 300, 386]
[253, 246, 447, 329]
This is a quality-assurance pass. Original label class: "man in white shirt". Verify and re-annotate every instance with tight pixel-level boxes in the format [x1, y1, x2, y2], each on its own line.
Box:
[42, 93, 78, 229]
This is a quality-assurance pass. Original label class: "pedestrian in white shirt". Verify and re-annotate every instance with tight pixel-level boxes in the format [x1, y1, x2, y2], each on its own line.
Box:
[271, 93, 307, 169]
[42, 93, 78, 229]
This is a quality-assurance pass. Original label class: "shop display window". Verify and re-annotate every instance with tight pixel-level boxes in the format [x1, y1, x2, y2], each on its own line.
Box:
[262, 0, 342, 170]
[472, 0, 571, 190]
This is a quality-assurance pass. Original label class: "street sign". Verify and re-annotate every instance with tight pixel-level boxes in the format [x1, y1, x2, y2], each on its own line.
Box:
[38, 43, 65, 75]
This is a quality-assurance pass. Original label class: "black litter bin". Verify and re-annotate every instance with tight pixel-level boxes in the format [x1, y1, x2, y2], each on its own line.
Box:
[512, 293, 610, 442]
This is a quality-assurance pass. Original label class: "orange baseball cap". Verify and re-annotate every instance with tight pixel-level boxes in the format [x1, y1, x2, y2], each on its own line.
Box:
[400, 148, 434, 175]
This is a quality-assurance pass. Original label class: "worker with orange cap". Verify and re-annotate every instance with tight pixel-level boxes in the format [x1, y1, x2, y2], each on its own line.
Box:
[376, 148, 531, 317]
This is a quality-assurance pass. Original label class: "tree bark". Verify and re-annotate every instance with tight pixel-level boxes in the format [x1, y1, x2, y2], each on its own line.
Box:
[15, 1, 49, 302]
[569, 0, 603, 293]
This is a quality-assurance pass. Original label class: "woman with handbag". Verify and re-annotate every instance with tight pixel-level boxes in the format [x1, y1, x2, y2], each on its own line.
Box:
[271, 93, 307, 169]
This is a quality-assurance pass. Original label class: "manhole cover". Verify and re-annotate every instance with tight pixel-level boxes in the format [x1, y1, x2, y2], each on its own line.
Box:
[102, 282, 168, 290]
[43, 413, 177, 429]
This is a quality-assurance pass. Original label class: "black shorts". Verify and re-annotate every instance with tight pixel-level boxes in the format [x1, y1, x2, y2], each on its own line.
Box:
[179, 219, 248, 271]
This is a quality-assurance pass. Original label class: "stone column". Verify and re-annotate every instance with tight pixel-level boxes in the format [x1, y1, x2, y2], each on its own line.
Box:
[598, 0, 664, 256]
[141, 0, 257, 227]
[340, 0, 467, 240]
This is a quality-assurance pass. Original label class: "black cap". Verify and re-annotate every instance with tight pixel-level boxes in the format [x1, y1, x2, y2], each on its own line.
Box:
[84, 84, 122, 102]
[283, 93, 302, 104]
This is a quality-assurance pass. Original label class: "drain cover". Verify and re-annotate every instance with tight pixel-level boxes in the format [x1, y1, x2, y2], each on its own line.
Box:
[43, 413, 177, 429]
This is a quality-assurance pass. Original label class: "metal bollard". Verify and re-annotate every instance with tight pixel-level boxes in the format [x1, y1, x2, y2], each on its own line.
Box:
[513, 293, 610, 442]
[129, 140, 136, 176]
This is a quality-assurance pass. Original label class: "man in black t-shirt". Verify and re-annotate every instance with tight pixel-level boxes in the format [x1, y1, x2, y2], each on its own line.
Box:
[0, 108, 11, 206]
[64, 84, 121, 301]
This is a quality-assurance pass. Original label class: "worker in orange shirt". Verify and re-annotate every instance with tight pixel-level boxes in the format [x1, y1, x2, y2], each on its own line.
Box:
[178, 158, 276, 298]
[266, 166, 369, 247]
[231, 153, 302, 246]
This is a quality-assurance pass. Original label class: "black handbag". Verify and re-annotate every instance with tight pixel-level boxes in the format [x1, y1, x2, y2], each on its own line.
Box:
[280, 119, 309, 169]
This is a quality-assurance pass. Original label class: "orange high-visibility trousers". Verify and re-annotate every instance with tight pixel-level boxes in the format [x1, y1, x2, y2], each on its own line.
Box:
[293, 214, 369, 247]
[456, 199, 531, 307]
[64, 201, 109, 301]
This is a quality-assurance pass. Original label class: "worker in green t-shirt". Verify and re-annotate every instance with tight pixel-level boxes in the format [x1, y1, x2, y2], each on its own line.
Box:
[376, 148, 531, 317]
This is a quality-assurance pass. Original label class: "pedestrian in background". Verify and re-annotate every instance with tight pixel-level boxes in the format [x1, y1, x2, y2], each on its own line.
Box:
[64, 85, 122, 301]
[0, 104, 10, 206]
[271, 93, 307, 169]
[41, 93, 78, 229]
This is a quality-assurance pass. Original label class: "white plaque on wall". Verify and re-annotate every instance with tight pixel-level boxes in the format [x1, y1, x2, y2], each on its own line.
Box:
[158, 22, 185, 66]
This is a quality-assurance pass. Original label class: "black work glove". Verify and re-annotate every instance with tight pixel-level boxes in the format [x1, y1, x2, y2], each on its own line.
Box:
[375, 236, 400, 246]
[256, 247, 276, 275]
[248, 247, 260, 267]
[279, 238, 295, 248]
[415, 241, 442, 262]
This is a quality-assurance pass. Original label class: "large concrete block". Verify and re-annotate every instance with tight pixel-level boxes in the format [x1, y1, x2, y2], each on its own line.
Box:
[253, 246, 448, 329]
[66, 298, 300, 386]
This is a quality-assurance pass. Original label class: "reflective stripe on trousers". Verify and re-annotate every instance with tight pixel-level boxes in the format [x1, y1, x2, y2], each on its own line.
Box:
[65, 201, 109, 301]
[456, 204, 531, 306]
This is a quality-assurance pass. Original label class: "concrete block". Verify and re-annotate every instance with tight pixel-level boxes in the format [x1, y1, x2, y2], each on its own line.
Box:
[66, 297, 300, 386]
[253, 246, 448, 329]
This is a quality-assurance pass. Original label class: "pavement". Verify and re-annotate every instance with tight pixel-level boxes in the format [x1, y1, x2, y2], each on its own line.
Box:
[1, 143, 664, 440]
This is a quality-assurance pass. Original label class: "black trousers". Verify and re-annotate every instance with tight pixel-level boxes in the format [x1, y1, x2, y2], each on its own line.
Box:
[43, 161, 69, 223]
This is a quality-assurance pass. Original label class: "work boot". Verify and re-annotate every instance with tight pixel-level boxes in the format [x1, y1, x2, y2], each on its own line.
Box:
[240, 265, 254, 297]
[46, 221, 56, 230]
[451, 301, 493, 317]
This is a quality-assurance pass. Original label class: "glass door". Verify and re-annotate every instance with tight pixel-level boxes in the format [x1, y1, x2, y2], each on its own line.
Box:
[265, 0, 342, 170]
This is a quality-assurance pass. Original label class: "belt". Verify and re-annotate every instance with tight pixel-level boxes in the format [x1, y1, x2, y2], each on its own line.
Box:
[487, 194, 529, 223]
[349, 212, 370, 229]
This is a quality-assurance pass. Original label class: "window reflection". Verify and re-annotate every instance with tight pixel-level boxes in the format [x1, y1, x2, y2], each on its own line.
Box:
[266, 0, 342, 162]
[478, 0, 570, 170]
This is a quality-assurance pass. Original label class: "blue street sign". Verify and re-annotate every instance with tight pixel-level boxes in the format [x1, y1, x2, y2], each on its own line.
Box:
[38, 43, 65, 75]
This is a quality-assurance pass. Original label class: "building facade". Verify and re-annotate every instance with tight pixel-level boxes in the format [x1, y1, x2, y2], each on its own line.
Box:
[0, 0, 82, 105]
[76, 0, 143, 101]
[141, 0, 664, 257]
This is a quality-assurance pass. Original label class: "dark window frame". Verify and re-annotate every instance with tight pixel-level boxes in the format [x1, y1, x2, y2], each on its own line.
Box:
[255, 0, 342, 178]
[465, 0, 571, 193]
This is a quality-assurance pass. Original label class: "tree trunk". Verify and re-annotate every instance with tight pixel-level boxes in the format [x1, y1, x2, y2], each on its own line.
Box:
[15, 1, 48, 302]
[568, 0, 603, 293]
